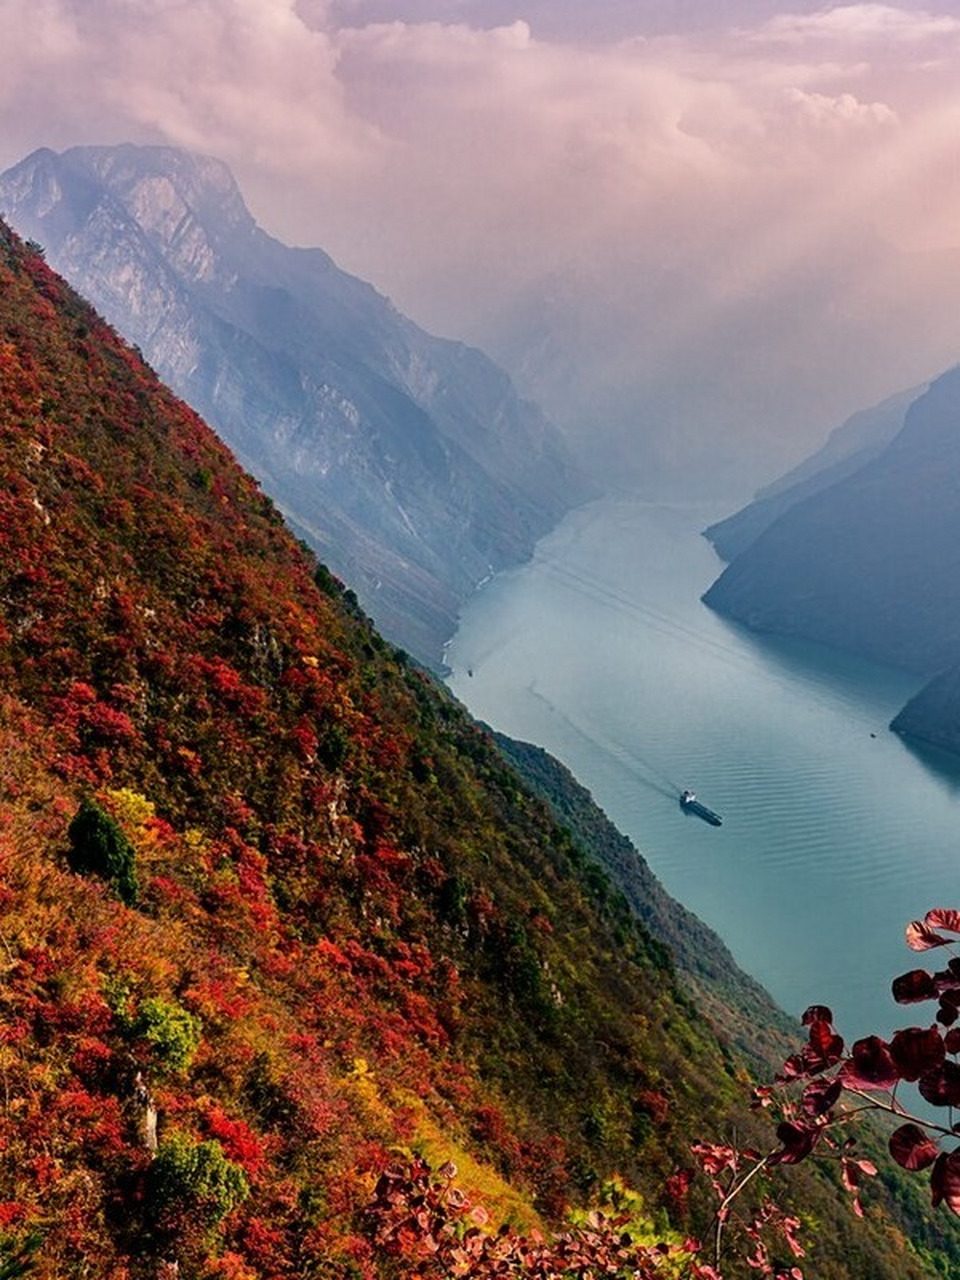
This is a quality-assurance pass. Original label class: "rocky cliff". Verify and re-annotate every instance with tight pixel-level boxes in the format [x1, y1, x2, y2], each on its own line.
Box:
[704, 385, 922, 562]
[0, 144, 590, 666]
[703, 366, 960, 676]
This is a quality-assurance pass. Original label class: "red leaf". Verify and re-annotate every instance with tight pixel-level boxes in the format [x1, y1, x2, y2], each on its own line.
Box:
[801, 1077, 842, 1118]
[785, 1015, 844, 1078]
[807, 1018, 844, 1065]
[931, 1149, 960, 1214]
[907, 921, 953, 951]
[893, 970, 939, 1004]
[842, 1158, 863, 1192]
[665, 1168, 693, 1206]
[776, 1053, 806, 1083]
[840, 1037, 900, 1091]
[890, 1026, 945, 1082]
[944, 1028, 960, 1054]
[926, 909, 960, 935]
[772, 1120, 820, 1165]
[802, 1005, 833, 1026]
[918, 1062, 960, 1108]
[889, 1124, 939, 1171]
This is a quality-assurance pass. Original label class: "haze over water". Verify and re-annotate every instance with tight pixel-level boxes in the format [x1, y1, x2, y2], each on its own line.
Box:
[446, 497, 960, 1046]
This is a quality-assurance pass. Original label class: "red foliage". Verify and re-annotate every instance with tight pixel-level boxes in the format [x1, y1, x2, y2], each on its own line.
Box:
[751, 907, 960, 1229]
[1, 218, 950, 1280]
[366, 1157, 717, 1278]
[202, 1105, 268, 1182]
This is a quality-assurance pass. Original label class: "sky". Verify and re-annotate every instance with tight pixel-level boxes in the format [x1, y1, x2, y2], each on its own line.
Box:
[3, 1, 960, 494]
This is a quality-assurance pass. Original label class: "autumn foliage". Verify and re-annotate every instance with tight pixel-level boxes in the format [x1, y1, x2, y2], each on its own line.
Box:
[756, 910, 960, 1221]
[0, 217, 736, 1276]
[0, 217, 955, 1280]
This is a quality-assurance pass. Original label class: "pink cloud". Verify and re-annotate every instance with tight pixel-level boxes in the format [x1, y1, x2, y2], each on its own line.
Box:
[755, 4, 960, 44]
[3, 0, 960, 488]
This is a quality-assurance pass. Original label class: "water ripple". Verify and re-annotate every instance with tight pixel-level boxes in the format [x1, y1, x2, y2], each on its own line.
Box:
[447, 498, 955, 1042]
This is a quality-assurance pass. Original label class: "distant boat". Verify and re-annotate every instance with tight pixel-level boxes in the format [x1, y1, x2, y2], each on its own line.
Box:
[680, 789, 722, 827]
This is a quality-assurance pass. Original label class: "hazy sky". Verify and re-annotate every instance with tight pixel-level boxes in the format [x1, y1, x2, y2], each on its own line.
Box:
[4, 1, 960, 492]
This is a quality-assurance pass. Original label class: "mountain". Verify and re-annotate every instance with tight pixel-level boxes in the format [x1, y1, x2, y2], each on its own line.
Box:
[703, 366, 960, 676]
[704, 385, 923, 562]
[702, 367, 960, 753]
[0, 143, 590, 668]
[0, 219, 949, 1277]
[891, 665, 960, 753]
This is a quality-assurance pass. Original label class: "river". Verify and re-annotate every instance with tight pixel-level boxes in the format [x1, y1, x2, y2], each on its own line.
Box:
[445, 497, 960, 1047]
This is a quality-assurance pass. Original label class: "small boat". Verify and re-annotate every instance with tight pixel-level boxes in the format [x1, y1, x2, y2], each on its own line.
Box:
[680, 789, 722, 827]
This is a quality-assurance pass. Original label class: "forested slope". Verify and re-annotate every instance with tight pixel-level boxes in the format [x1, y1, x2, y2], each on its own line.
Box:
[0, 221, 949, 1278]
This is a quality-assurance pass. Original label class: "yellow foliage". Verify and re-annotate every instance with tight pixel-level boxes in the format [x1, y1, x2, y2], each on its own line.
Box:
[346, 1058, 395, 1133]
[411, 1106, 542, 1236]
[566, 1175, 684, 1256]
[104, 787, 155, 828]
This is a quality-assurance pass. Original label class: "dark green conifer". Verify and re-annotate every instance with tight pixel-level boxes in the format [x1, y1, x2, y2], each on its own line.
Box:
[66, 797, 139, 905]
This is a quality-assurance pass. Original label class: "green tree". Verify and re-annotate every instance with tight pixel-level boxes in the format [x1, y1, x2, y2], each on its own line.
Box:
[66, 797, 139, 905]
[0, 1233, 40, 1279]
[133, 996, 202, 1074]
[148, 1133, 249, 1248]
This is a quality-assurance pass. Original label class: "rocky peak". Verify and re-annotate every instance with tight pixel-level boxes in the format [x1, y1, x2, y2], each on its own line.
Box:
[0, 143, 589, 665]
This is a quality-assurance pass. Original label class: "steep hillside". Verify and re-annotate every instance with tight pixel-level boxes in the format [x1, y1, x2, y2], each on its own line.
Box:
[0, 221, 951, 1278]
[0, 144, 590, 667]
[493, 735, 798, 1073]
[703, 367, 960, 676]
[704, 386, 922, 562]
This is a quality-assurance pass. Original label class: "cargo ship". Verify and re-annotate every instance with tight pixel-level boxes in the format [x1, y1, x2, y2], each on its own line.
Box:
[680, 789, 722, 826]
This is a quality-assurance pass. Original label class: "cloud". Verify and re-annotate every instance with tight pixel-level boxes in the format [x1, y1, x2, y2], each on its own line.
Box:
[786, 86, 898, 126]
[755, 4, 960, 44]
[0, 0, 377, 174]
[3, 0, 960, 491]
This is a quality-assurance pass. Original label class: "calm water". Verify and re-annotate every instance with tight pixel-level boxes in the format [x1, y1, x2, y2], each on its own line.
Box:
[446, 497, 960, 1046]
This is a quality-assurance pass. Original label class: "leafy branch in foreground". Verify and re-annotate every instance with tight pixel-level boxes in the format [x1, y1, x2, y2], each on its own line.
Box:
[693, 908, 960, 1272]
[366, 910, 960, 1279]
[366, 1154, 814, 1278]
[668, 906, 960, 1278]
[751, 909, 960, 1218]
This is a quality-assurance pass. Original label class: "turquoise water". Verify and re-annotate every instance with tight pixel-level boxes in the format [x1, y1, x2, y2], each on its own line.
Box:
[446, 497, 960, 1046]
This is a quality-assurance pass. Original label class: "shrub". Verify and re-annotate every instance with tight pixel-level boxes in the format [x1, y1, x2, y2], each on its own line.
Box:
[66, 797, 138, 905]
[148, 1133, 249, 1246]
[133, 997, 202, 1075]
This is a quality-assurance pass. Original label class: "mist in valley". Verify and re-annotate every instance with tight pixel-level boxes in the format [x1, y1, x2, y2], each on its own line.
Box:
[4, 1, 960, 500]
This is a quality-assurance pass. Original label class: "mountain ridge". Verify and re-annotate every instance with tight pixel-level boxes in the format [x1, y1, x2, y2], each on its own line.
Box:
[704, 384, 923, 563]
[703, 365, 960, 675]
[702, 365, 960, 754]
[0, 143, 591, 667]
